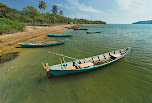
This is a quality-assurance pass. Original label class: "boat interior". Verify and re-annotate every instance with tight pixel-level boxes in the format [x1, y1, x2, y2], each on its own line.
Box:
[49, 48, 129, 70]
[87, 31, 101, 33]
[20, 40, 64, 45]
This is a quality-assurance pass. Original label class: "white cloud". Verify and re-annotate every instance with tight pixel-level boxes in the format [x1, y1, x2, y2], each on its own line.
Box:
[45, 0, 53, 5]
[69, 13, 91, 19]
[67, 0, 104, 14]
[56, 4, 63, 7]
[45, 0, 152, 24]
[102, 0, 152, 24]
[116, 0, 145, 14]
[117, 0, 131, 10]
[45, 0, 63, 7]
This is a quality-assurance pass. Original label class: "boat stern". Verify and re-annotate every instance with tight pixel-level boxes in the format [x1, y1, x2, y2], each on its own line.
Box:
[42, 62, 54, 78]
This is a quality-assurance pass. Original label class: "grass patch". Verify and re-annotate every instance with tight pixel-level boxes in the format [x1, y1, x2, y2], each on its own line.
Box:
[0, 40, 2, 43]
[0, 18, 25, 34]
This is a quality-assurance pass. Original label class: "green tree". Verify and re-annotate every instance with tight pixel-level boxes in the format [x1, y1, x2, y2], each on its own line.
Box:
[51, 4, 58, 24]
[59, 10, 63, 23]
[38, 0, 46, 17]
[23, 6, 39, 25]
[59, 10, 63, 16]
[0, 2, 10, 18]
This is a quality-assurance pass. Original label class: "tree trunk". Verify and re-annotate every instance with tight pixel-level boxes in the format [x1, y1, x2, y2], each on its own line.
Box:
[31, 19, 33, 26]
[42, 9, 44, 18]
[54, 16, 56, 24]
[32, 17, 34, 26]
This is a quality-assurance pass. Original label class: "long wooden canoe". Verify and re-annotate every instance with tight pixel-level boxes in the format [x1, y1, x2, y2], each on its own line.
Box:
[17, 39, 68, 48]
[0, 52, 19, 63]
[47, 34, 73, 37]
[87, 31, 101, 34]
[74, 28, 88, 30]
[68, 26, 79, 29]
[42, 47, 131, 77]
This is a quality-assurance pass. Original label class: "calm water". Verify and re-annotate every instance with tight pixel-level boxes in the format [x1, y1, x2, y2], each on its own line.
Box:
[0, 24, 152, 103]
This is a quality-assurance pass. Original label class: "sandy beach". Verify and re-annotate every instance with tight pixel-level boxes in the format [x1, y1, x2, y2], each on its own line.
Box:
[0, 24, 75, 54]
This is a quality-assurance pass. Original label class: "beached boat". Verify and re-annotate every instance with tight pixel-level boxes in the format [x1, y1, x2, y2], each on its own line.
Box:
[47, 34, 73, 37]
[74, 28, 88, 30]
[67, 27, 73, 29]
[0, 52, 19, 63]
[68, 26, 79, 29]
[87, 31, 101, 34]
[17, 39, 68, 48]
[42, 47, 131, 77]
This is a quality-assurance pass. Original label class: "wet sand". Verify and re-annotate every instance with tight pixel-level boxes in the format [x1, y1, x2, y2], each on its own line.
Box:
[0, 24, 75, 54]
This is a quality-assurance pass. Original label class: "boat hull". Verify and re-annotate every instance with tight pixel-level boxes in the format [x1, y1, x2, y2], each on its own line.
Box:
[87, 31, 101, 34]
[47, 34, 73, 37]
[47, 47, 131, 76]
[17, 40, 68, 48]
[74, 28, 88, 30]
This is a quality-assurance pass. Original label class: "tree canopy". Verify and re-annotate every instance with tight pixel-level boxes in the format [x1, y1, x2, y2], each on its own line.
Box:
[51, 5, 58, 16]
[23, 6, 39, 25]
[0, 18, 25, 34]
[59, 10, 63, 16]
[0, 2, 106, 25]
[51, 5, 58, 23]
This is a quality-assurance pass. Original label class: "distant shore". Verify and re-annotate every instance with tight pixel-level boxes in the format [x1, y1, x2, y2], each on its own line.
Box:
[80, 24, 106, 25]
[0, 24, 76, 54]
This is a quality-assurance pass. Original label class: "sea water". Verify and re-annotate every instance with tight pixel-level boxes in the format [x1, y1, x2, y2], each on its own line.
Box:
[0, 24, 152, 103]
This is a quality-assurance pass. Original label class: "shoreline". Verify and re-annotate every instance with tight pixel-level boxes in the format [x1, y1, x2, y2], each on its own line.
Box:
[0, 24, 76, 55]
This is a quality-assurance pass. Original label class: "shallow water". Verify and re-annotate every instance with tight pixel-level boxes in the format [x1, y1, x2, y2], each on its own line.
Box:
[0, 24, 152, 103]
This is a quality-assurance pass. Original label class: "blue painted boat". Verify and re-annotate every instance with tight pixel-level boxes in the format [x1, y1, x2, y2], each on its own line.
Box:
[17, 39, 68, 48]
[42, 47, 131, 77]
[47, 34, 73, 37]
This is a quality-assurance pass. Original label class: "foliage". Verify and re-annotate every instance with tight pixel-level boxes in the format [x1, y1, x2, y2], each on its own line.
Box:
[0, 18, 25, 34]
[0, 2, 10, 18]
[59, 10, 63, 16]
[51, 4, 58, 24]
[23, 6, 40, 25]
[38, 1, 46, 11]
[0, 39, 2, 43]
[51, 5, 58, 16]
[59, 10, 63, 23]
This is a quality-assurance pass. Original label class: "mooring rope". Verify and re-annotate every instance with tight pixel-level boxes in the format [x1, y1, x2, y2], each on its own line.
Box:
[48, 51, 77, 60]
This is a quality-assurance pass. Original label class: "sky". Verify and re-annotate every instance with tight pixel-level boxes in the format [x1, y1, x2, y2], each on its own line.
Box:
[1, 0, 152, 24]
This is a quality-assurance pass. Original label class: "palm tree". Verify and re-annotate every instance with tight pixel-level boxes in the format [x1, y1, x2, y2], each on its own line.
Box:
[59, 10, 63, 23]
[59, 10, 63, 16]
[38, 0, 46, 17]
[51, 4, 58, 24]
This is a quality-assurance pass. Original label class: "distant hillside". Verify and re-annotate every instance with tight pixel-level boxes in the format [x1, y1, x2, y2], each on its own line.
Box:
[132, 20, 152, 24]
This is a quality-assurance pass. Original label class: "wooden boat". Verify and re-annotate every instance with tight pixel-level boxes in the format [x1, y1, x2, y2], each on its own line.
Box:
[67, 27, 73, 29]
[74, 28, 88, 30]
[17, 39, 68, 48]
[68, 26, 79, 29]
[42, 47, 131, 77]
[47, 34, 73, 37]
[0, 52, 19, 63]
[87, 31, 101, 34]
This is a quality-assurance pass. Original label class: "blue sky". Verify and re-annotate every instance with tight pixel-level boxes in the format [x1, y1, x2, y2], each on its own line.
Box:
[1, 0, 152, 24]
